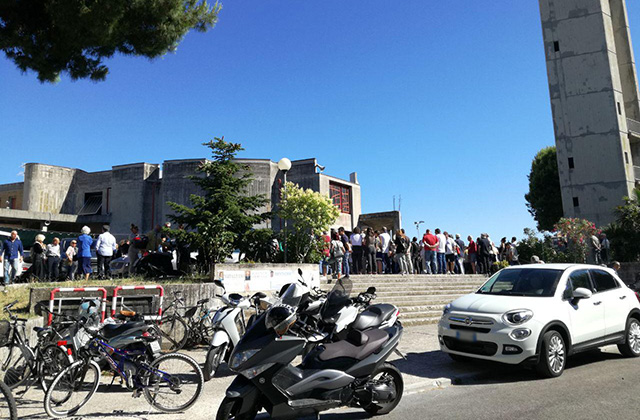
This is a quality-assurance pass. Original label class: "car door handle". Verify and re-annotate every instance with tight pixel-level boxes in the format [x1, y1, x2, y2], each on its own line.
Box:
[593, 301, 602, 306]
[620, 295, 627, 300]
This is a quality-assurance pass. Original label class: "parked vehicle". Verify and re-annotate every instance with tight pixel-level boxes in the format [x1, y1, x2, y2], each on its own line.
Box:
[439, 264, 640, 378]
[203, 280, 269, 381]
[43, 308, 204, 418]
[0, 379, 17, 420]
[0, 301, 71, 392]
[217, 281, 404, 420]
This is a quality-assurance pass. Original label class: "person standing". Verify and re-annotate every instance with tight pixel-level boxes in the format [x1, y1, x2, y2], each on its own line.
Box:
[477, 233, 493, 275]
[77, 226, 93, 282]
[600, 233, 610, 264]
[1, 231, 23, 287]
[411, 237, 423, 274]
[435, 228, 447, 274]
[423, 229, 438, 274]
[350, 227, 364, 275]
[467, 235, 477, 274]
[379, 227, 391, 274]
[454, 234, 466, 275]
[338, 227, 351, 276]
[65, 240, 78, 280]
[589, 234, 601, 265]
[394, 231, 409, 275]
[128, 224, 141, 275]
[32, 234, 46, 280]
[444, 232, 456, 275]
[363, 228, 377, 274]
[46, 237, 61, 280]
[320, 231, 331, 277]
[96, 225, 117, 279]
[329, 232, 345, 281]
[507, 241, 519, 265]
[146, 224, 163, 252]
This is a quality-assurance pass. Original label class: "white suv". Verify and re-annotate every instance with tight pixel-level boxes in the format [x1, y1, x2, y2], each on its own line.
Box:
[438, 264, 640, 377]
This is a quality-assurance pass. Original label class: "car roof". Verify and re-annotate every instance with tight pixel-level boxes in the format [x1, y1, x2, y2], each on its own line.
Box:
[502, 263, 607, 271]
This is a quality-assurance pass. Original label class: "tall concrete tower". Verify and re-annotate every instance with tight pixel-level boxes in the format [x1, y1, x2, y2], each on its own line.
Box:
[539, 0, 640, 226]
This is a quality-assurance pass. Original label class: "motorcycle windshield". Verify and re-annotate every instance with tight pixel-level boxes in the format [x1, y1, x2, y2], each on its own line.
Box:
[321, 277, 353, 320]
[279, 282, 305, 308]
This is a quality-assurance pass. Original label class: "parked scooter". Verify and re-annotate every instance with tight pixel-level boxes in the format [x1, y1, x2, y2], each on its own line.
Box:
[217, 281, 404, 420]
[202, 280, 271, 381]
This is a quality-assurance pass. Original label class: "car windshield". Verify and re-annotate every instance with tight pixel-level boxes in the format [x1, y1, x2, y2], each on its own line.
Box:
[477, 268, 563, 297]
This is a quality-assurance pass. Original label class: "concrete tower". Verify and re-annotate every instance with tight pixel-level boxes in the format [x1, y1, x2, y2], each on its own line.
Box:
[539, 0, 640, 226]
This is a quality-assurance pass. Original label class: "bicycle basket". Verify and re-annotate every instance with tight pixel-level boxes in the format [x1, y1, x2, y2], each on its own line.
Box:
[184, 306, 198, 318]
[0, 320, 13, 347]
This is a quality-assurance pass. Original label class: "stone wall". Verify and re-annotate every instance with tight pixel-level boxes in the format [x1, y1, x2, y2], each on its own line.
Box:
[618, 262, 640, 285]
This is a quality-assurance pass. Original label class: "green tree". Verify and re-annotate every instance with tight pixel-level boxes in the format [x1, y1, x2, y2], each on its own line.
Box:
[166, 137, 268, 278]
[0, 0, 221, 82]
[605, 188, 640, 262]
[238, 228, 278, 263]
[524, 146, 564, 231]
[279, 182, 340, 263]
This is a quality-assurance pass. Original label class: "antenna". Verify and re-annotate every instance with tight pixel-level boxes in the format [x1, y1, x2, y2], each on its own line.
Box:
[393, 195, 396, 211]
[398, 195, 402, 212]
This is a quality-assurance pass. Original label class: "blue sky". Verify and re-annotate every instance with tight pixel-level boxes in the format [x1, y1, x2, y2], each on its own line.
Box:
[1, 1, 639, 240]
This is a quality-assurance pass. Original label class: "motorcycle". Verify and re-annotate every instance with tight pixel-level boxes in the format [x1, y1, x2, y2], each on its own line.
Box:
[202, 280, 270, 381]
[217, 280, 404, 420]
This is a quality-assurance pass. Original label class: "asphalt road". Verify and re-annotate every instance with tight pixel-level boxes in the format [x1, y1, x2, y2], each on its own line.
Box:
[327, 345, 640, 420]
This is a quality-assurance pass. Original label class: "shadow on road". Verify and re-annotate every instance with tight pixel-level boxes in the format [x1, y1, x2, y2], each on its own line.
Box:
[395, 348, 628, 386]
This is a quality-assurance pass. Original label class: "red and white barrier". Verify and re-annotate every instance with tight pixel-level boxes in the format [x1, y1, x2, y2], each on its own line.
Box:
[48, 287, 108, 325]
[111, 285, 165, 320]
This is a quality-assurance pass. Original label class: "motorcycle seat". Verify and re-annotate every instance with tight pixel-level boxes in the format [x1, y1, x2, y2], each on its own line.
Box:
[351, 304, 397, 331]
[318, 329, 389, 361]
[101, 321, 147, 339]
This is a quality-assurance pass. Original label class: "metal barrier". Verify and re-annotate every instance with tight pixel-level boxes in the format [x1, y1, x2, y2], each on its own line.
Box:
[111, 285, 165, 320]
[48, 287, 108, 325]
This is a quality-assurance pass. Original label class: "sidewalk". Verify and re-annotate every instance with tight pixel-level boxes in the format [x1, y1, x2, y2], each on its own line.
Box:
[15, 323, 498, 419]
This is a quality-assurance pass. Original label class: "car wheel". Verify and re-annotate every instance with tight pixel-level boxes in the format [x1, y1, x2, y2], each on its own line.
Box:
[536, 330, 566, 378]
[617, 318, 640, 357]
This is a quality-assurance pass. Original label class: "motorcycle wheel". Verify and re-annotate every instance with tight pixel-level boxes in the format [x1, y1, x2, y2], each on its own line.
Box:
[216, 397, 258, 420]
[361, 362, 403, 416]
[203, 344, 226, 382]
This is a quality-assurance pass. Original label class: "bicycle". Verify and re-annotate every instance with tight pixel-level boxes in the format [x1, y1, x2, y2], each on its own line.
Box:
[0, 379, 17, 420]
[44, 314, 204, 418]
[0, 301, 71, 393]
[182, 297, 216, 349]
[156, 290, 189, 352]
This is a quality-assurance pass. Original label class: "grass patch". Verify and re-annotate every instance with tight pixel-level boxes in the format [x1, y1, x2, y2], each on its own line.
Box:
[0, 275, 209, 320]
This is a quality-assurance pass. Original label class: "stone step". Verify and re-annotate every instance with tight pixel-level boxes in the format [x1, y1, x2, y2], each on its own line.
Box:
[397, 304, 447, 312]
[372, 288, 478, 297]
[344, 282, 484, 289]
[321, 276, 486, 284]
[400, 317, 441, 327]
[398, 310, 443, 319]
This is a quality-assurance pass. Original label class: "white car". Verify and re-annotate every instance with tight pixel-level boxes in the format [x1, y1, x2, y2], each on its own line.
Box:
[438, 264, 640, 377]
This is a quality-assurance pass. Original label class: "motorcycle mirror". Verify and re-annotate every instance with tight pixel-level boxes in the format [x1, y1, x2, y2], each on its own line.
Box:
[366, 286, 377, 295]
[298, 268, 303, 276]
[254, 292, 267, 299]
[213, 279, 225, 289]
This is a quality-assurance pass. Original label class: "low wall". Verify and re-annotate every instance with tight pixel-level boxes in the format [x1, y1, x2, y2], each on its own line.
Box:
[28, 263, 319, 320]
[619, 262, 640, 285]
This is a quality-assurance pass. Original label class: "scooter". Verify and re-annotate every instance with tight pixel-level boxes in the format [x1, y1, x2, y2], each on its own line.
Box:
[217, 282, 404, 420]
[202, 280, 270, 381]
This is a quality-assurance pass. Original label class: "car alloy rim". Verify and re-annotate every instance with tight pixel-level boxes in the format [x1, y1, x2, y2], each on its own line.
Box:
[548, 335, 565, 373]
[629, 321, 640, 354]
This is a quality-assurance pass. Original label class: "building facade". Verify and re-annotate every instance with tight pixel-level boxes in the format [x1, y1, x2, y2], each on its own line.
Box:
[539, 0, 640, 225]
[0, 158, 361, 238]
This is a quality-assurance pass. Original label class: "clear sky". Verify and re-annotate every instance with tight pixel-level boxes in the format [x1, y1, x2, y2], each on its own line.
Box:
[1, 1, 639, 241]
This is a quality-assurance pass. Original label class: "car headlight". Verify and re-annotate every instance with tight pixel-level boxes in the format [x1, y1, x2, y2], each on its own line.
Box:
[502, 309, 533, 325]
[509, 328, 532, 340]
[230, 349, 260, 370]
[443, 303, 452, 316]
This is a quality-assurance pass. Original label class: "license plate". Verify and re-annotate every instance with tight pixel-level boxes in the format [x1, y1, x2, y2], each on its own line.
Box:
[456, 331, 477, 342]
[150, 340, 161, 353]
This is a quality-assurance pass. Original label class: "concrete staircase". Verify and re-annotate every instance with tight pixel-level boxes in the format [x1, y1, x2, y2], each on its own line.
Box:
[320, 274, 487, 326]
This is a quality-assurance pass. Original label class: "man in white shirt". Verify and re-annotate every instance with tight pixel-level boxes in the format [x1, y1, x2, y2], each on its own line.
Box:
[379, 227, 391, 274]
[95, 225, 117, 279]
[435, 228, 447, 274]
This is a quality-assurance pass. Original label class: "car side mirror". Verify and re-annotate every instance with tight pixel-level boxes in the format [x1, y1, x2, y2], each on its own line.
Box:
[571, 287, 592, 305]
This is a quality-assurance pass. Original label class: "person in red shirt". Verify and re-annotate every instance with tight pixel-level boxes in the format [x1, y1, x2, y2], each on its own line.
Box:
[422, 229, 438, 274]
[321, 232, 331, 277]
[467, 235, 477, 274]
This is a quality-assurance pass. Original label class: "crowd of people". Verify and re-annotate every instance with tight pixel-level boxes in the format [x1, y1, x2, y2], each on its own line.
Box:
[0, 223, 174, 288]
[320, 227, 525, 279]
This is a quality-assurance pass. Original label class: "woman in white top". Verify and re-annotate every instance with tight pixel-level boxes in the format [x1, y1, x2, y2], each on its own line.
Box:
[349, 227, 364, 274]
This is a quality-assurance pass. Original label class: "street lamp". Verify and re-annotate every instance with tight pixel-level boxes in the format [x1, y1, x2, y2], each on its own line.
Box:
[278, 158, 292, 264]
[414, 220, 424, 236]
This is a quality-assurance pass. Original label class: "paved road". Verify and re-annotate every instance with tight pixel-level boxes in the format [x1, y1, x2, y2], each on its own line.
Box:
[12, 325, 640, 419]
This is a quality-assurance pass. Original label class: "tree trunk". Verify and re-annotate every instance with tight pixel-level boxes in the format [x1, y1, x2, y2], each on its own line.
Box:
[209, 261, 216, 281]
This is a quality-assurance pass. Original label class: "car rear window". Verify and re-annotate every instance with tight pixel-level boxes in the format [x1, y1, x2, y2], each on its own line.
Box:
[478, 268, 563, 297]
[590, 269, 619, 292]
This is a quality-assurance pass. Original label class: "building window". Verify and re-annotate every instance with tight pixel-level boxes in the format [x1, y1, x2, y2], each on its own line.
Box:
[625, 152, 630, 165]
[568, 157, 574, 169]
[7, 196, 16, 209]
[330, 182, 351, 214]
[573, 197, 580, 207]
[553, 41, 560, 52]
[618, 102, 622, 115]
[78, 192, 103, 215]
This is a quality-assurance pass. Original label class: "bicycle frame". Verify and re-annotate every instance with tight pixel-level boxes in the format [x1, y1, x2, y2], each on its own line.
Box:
[2, 322, 35, 371]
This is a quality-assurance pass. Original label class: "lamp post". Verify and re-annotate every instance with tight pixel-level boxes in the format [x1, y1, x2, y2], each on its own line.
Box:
[415, 220, 424, 237]
[278, 158, 292, 264]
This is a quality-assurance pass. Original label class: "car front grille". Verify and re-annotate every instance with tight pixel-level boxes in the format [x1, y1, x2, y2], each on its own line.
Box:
[443, 337, 498, 356]
[449, 324, 491, 334]
[449, 315, 494, 326]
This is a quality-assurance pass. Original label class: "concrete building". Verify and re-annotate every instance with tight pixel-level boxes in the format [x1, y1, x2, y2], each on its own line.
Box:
[539, 0, 640, 225]
[0, 158, 362, 238]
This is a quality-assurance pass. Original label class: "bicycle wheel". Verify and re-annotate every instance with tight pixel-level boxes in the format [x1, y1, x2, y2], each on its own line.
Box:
[2, 344, 33, 390]
[44, 360, 100, 418]
[142, 352, 203, 412]
[158, 315, 188, 352]
[0, 379, 18, 420]
[38, 344, 72, 393]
